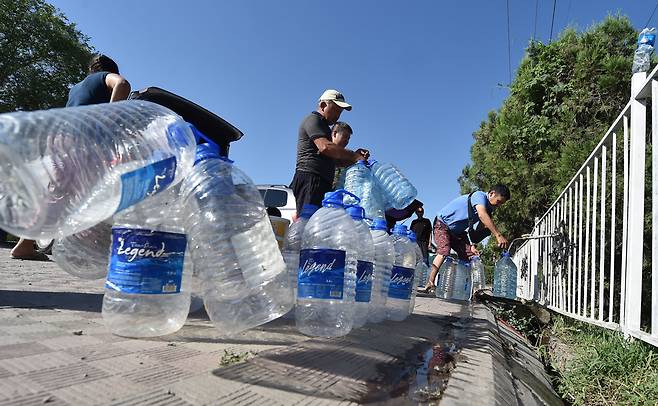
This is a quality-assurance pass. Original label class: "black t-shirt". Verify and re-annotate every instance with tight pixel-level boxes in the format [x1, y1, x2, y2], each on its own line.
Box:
[66, 71, 112, 107]
[295, 111, 335, 182]
[411, 217, 432, 242]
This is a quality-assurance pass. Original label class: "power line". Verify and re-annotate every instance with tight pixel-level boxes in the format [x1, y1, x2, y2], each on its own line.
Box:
[506, 0, 512, 85]
[645, 1, 658, 28]
[533, 0, 539, 40]
[549, 0, 557, 43]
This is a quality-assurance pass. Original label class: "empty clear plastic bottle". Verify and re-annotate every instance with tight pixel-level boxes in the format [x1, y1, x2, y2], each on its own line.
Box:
[407, 231, 426, 315]
[632, 27, 656, 74]
[369, 161, 417, 210]
[281, 203, 319, 318]
[387, 224, 416, 321]
[102, 184, 191, 338]
[368, 218, 395, 324]
[52, 221, 112, 280]
[471, 255, 486, 293]
[180, 145, 292, 335]
[0, 100, 196, 240]
[346, 205, 375, 328]
[435, 256, 456, 299]
[342, 160, 387, 220]
[296, 190, 359, 337]
[494, 251, 518, 299]
[452, 260, 472, 301]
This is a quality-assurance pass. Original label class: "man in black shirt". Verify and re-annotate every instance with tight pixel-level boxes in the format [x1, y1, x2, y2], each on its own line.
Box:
[290, 89, 369, 216]
[410, 206, 432, 265]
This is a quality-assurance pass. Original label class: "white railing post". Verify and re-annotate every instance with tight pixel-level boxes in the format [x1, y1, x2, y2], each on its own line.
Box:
[625, 72, 648, 333]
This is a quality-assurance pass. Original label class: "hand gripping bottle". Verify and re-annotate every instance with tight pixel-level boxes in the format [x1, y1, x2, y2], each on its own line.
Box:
[471, 255, 486, 294]
[387, 224, 416, 321]
[367, 218, 395, 323]
[281, 203, 319, 318]
[369, 161, 417, 210]
[345, 205, 375, 328]
[180, 145, 293, 335]
[435, 256, 456, 299]
[296, 190, 359, 337]
[342, 160, 387, 220]
[102, 184, 191, 337]
[0, 100, 196, 239]
[52, 221, 112, 280]
[494, 251, 518, 299]
[407, 231, 427, 315]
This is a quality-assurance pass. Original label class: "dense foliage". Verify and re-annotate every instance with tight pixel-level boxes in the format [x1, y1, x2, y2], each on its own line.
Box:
[0, 0, 93, 112]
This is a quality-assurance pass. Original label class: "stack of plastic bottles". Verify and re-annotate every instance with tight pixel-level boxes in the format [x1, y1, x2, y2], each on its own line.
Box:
[493, 251, 518, 299]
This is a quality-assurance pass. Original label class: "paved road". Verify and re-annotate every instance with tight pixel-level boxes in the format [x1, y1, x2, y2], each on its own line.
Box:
[0, 243, 559, 405]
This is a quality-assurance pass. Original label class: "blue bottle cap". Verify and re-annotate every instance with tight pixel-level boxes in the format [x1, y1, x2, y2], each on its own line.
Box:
[502, 251, 511, 258]
[392, 224, 408, 236]
[471, 255, 480, 260]
[356, 160, 367, 166]
[300, 204, 319, 219]
[407, 230, 417, 242]
[370, 218, 388, 231]
[322, 191, 344, 208]
[459, 259, 471, 267]
[346, 205, 365, 220]
[194, 143, 222, 165]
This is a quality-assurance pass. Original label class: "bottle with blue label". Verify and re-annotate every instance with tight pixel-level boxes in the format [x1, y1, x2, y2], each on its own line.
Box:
[296, 190, 359, 337]
[103, 183, 191, 338]
[471, 255, 486, 293]
[494, 251, 518, 299]
[342, 160, 388, 220]
[0, 100, 196, 240]
[451, 260, 472, 301]
[386, 224, 416, 321]
[632, 27, 656, 74]
[407, 230, 427, 315]
[180, 145, 293, 335]
[52, 221, 113, 280]
[281, 203, 319, 318]
[345, 205, 375, 328]
[368, 218, 395, 324]
[435, 256, 456, 299]
[369, 161, 417, 210]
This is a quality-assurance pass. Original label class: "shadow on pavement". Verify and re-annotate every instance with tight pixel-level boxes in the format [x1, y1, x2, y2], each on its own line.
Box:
[0, 289, 103, 312]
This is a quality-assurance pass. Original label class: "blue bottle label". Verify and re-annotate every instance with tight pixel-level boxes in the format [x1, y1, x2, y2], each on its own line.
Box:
[116, 156, 177, 213]
[106, 227, 187, 294]
[388, 265, 414, 300]
[355, 261, 374, 302]
[297, 249, 345, 300]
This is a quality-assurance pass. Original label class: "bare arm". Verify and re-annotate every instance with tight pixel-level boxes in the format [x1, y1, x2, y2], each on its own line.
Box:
[313, 138, 368, 164]
[475, 205, 509, 248]
[105, 73, 131, 102]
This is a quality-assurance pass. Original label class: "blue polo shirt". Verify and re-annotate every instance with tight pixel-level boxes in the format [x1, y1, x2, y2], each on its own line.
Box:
[437, 191, 492, 234]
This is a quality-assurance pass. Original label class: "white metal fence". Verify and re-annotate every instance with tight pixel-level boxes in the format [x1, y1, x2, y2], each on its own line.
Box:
[512, 66, 658, 347]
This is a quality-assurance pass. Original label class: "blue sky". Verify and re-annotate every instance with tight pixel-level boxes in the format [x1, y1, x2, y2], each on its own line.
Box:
[49, 0, 654, 223]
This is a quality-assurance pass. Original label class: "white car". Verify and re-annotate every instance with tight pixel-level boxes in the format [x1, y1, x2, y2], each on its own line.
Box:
[257, 185, 296, 222]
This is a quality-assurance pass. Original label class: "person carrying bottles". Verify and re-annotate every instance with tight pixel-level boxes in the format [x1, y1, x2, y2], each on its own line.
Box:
[289, 89, 369, 217]
[10, 54, 131, 261]
[418, 184, 511, 294]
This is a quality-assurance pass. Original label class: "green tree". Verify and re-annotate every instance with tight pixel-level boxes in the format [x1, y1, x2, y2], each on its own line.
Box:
[460, 16, 637, 248]
[0, 0, 93, 112]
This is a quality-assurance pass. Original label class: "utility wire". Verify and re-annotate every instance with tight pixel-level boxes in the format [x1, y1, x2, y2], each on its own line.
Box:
[533, 0, 539, 40]
[506, 0, 512, 85]
[645, 1, 658, 28]
[549, 0, 557, 43]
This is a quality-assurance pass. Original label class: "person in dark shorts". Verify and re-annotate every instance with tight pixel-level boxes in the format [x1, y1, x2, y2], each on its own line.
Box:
[290, 89, 369, 216]
[10, 54, 130, 261]
[410, 206, 432, 265]
[419, 185, 511, 293]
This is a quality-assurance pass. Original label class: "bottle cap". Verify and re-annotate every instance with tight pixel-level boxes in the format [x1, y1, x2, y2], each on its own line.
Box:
[300, 204, 319, 219]
[370, 218, 388, 231]
[392, 224, 408, 236]
[346, 205, 365, 220]
[502, 251, 511, 258]
[407, 230, 417, 242]
[194, 143, 224, 165]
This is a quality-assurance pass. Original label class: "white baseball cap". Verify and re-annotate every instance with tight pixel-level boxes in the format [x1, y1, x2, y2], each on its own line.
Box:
[318, 89, 352, 111]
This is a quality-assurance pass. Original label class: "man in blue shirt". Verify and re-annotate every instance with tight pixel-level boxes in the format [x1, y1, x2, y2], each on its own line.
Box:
[419, 184, 511, 293]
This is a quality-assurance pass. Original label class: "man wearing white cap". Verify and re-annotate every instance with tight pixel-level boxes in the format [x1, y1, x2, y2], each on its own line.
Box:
[289, 89, 370, 216]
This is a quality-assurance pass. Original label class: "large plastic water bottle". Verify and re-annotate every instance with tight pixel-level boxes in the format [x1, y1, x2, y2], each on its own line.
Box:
[407, 231, 427, 315]
[52, 221, 112, 280]
[387, 224, 416, 321]
[632, 27, 656, 74]
[346, 205, 375, 328]
[451, 260, 472, 301]
[0, 100, 196, 240]
[368, 218, 395, 324]
[281, 203, 318, 318]
[435, 256, 456, 299]
[102, 184, 191, 338]
[471, 255, 486, 293]
[295, 190, 359, 337]
[494, 251, 518, 299]
[342, 160, 387, 220]
[369, 161, 417, 210]
[179, 145, 293, 335]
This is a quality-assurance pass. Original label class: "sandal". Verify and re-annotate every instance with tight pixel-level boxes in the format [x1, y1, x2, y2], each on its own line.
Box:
[11, 251, 51, 261]
[417, 285, 436, 295]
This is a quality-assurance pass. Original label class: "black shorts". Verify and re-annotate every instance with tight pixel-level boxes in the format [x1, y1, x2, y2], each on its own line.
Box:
[289, 171, 332, 215]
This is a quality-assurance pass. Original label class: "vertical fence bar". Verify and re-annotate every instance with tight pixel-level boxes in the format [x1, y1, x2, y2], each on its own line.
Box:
[569, 186, 575, 313]
[620, 116, 629, 327]
[592, 158, 599, 319]
[562, 196, 567, 309]
[579, 174, 584, 316]
[652, 79, 658, 336]
[609, 132, 617, 323]
[599, 145, 607, 322]
[585, 166, 591, 317]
